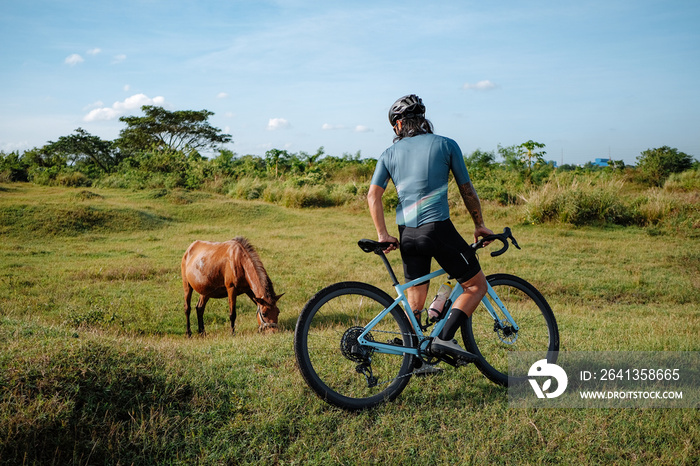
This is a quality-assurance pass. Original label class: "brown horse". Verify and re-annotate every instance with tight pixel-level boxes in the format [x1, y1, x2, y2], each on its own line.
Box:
[181, 237, 283, 336]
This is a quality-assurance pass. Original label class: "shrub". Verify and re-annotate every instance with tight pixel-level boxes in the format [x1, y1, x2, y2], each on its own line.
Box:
[635, 146, 695, 186]
[281, 185, 335, 208]
[0, 151, 30, 182]
[228, 178, 268, 200]
[56, 171, 91, 187]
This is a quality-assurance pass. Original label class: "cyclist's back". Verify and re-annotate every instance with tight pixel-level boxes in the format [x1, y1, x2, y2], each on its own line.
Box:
[371, 133, 470, 228]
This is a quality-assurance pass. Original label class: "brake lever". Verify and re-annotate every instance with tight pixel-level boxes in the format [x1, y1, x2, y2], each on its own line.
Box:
[503, 227, 521, 250]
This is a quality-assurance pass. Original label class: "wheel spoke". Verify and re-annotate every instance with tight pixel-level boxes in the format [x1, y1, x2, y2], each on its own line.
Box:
[294, 282, 415, 410]
[462, 274, 559, 386]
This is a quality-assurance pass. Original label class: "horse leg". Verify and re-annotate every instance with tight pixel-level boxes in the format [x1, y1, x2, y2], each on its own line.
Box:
[227, 288, 237, 336]
[184, 282, 193, 338]
[196, 295, 209, 336]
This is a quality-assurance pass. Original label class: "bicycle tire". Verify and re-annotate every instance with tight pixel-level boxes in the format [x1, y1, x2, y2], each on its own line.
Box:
[461, 273, 559, 386]
[294, 281, 416, 410]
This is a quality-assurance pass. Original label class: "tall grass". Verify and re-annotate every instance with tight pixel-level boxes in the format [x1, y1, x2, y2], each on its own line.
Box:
[0, 183, 698, 465]
[226, 177, 369, 208]
[524, 177, 638, 226]
[523, 172, 699, 235]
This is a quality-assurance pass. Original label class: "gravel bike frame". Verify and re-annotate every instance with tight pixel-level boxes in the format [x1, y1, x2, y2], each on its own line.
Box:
[356, 264, 520, 359]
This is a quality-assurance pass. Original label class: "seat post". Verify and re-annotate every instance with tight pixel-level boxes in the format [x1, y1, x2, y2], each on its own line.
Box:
[375, 250, 400, 286]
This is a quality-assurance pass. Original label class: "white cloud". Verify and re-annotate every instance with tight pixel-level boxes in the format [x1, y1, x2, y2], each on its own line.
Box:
[267, 118, 290, 131]
[112, 54, 127, 64]
[1, 141, 30, 152]
[354, 125, 373, 133]
[83, 101, 104, 111]
[87, 48, 101, 55]
[322, 123, 346, 130]
[83, 93, 166, 121]
[65, 54, 84, 66]
[463, 80, 497, 91]
[216, 92, 229, 99]
[123, 84, 131, 91]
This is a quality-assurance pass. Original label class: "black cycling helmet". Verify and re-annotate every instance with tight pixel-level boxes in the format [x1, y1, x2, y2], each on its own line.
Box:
[388, 94, 425, 126]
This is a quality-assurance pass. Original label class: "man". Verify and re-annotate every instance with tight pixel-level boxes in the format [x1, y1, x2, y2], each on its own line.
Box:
[367, 94, 493, 365]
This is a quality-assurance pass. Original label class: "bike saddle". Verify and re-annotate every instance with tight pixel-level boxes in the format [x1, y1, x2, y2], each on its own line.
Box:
[357, 239, 397, 254]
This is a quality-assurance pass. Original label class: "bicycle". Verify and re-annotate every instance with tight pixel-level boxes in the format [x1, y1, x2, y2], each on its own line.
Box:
[293, 227, 559, 410]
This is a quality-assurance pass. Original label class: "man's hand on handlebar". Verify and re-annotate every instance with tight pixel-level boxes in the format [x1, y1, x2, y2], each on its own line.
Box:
[472, 227, 521, 256]
[474, 225, 495, 247]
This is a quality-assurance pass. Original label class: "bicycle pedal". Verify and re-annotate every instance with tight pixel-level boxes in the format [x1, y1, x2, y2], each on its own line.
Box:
[439, 355, 458, 367]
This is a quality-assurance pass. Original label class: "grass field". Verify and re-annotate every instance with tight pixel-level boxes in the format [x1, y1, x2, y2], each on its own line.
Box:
[1, 182, 698, 465]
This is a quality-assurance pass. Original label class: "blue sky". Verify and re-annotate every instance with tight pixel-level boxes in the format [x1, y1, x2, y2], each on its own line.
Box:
[1, 0, 698, 165]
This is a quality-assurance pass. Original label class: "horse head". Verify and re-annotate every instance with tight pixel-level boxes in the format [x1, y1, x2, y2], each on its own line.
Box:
[254, 293, 284, 333]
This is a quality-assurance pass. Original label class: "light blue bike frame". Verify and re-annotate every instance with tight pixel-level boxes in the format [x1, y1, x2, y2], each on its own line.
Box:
[357, 268, 519, 357]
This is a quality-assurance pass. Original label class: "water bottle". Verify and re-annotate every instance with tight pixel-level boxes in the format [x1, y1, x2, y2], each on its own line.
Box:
[428, 282, 453, 322]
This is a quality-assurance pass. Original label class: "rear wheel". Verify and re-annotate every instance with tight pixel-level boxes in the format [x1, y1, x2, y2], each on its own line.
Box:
[294, 281, 415, 410]
[461, 274, 559, 386]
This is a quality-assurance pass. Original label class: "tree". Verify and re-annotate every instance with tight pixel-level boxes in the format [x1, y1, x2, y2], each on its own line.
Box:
[0, 151, 30, 181]
[465, 149, 495, 169]
[264, 149, 291, 179]
[519, 140, 547, 171]
[43, 128, 117, 174]
[117, 106, 232, 155]
[464, 149, 495, 180]
[498, 144, 525, 172]
[608, 159, 626, 171]
[636, 146, 695, 186]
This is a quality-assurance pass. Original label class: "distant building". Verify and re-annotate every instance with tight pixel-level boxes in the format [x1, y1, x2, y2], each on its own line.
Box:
[592, 158, 610, 167]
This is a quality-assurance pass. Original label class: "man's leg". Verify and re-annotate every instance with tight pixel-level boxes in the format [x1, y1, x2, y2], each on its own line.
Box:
[406, 281, 445, 375]
[406, 282, 429, 315]
[439, 271, 487, 340]
[431, 271, 488, 362]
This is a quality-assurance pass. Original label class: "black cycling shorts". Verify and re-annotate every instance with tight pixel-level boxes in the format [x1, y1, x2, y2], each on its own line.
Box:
[398, 219, 481, 284]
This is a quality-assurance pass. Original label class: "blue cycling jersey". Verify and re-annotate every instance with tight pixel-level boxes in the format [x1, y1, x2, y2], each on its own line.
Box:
[370, 133, 471, 227]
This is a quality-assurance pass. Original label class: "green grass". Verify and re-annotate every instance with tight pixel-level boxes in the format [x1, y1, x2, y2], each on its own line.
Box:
[0, 182, 698, 465]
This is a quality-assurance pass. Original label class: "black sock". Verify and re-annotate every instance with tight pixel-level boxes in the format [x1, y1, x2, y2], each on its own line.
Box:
[439, 308, 467, 341]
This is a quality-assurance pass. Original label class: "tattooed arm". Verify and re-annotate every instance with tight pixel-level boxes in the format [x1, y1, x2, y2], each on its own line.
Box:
[458, 182, 494, 242]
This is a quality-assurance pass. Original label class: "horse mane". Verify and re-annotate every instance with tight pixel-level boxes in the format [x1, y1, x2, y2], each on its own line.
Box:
[231, 236, 276, 299]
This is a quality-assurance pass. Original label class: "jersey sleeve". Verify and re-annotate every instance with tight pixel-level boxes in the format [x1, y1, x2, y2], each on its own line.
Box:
[370, 153, 391, 189]
[447, 138, 471, 185]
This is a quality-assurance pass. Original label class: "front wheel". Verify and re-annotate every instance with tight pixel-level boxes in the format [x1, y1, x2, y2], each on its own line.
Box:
[294, 281, 415, 411]
[461, 274, 559, 386]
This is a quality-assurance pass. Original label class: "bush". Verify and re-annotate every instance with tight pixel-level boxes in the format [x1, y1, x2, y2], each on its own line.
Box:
[0, 151, 30, 182]
[635, 146, 695, 186]
[228, 178, 269, 200]
[281, 185, 335, 208]
[56, 171, 91, 187]
[472, 169, 524, 205]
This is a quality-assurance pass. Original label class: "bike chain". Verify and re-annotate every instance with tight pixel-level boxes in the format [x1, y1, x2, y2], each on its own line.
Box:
[359, 328, 440, 386]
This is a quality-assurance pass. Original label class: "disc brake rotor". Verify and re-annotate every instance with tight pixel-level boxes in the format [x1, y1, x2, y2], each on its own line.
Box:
[495, 320, 518, 345]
